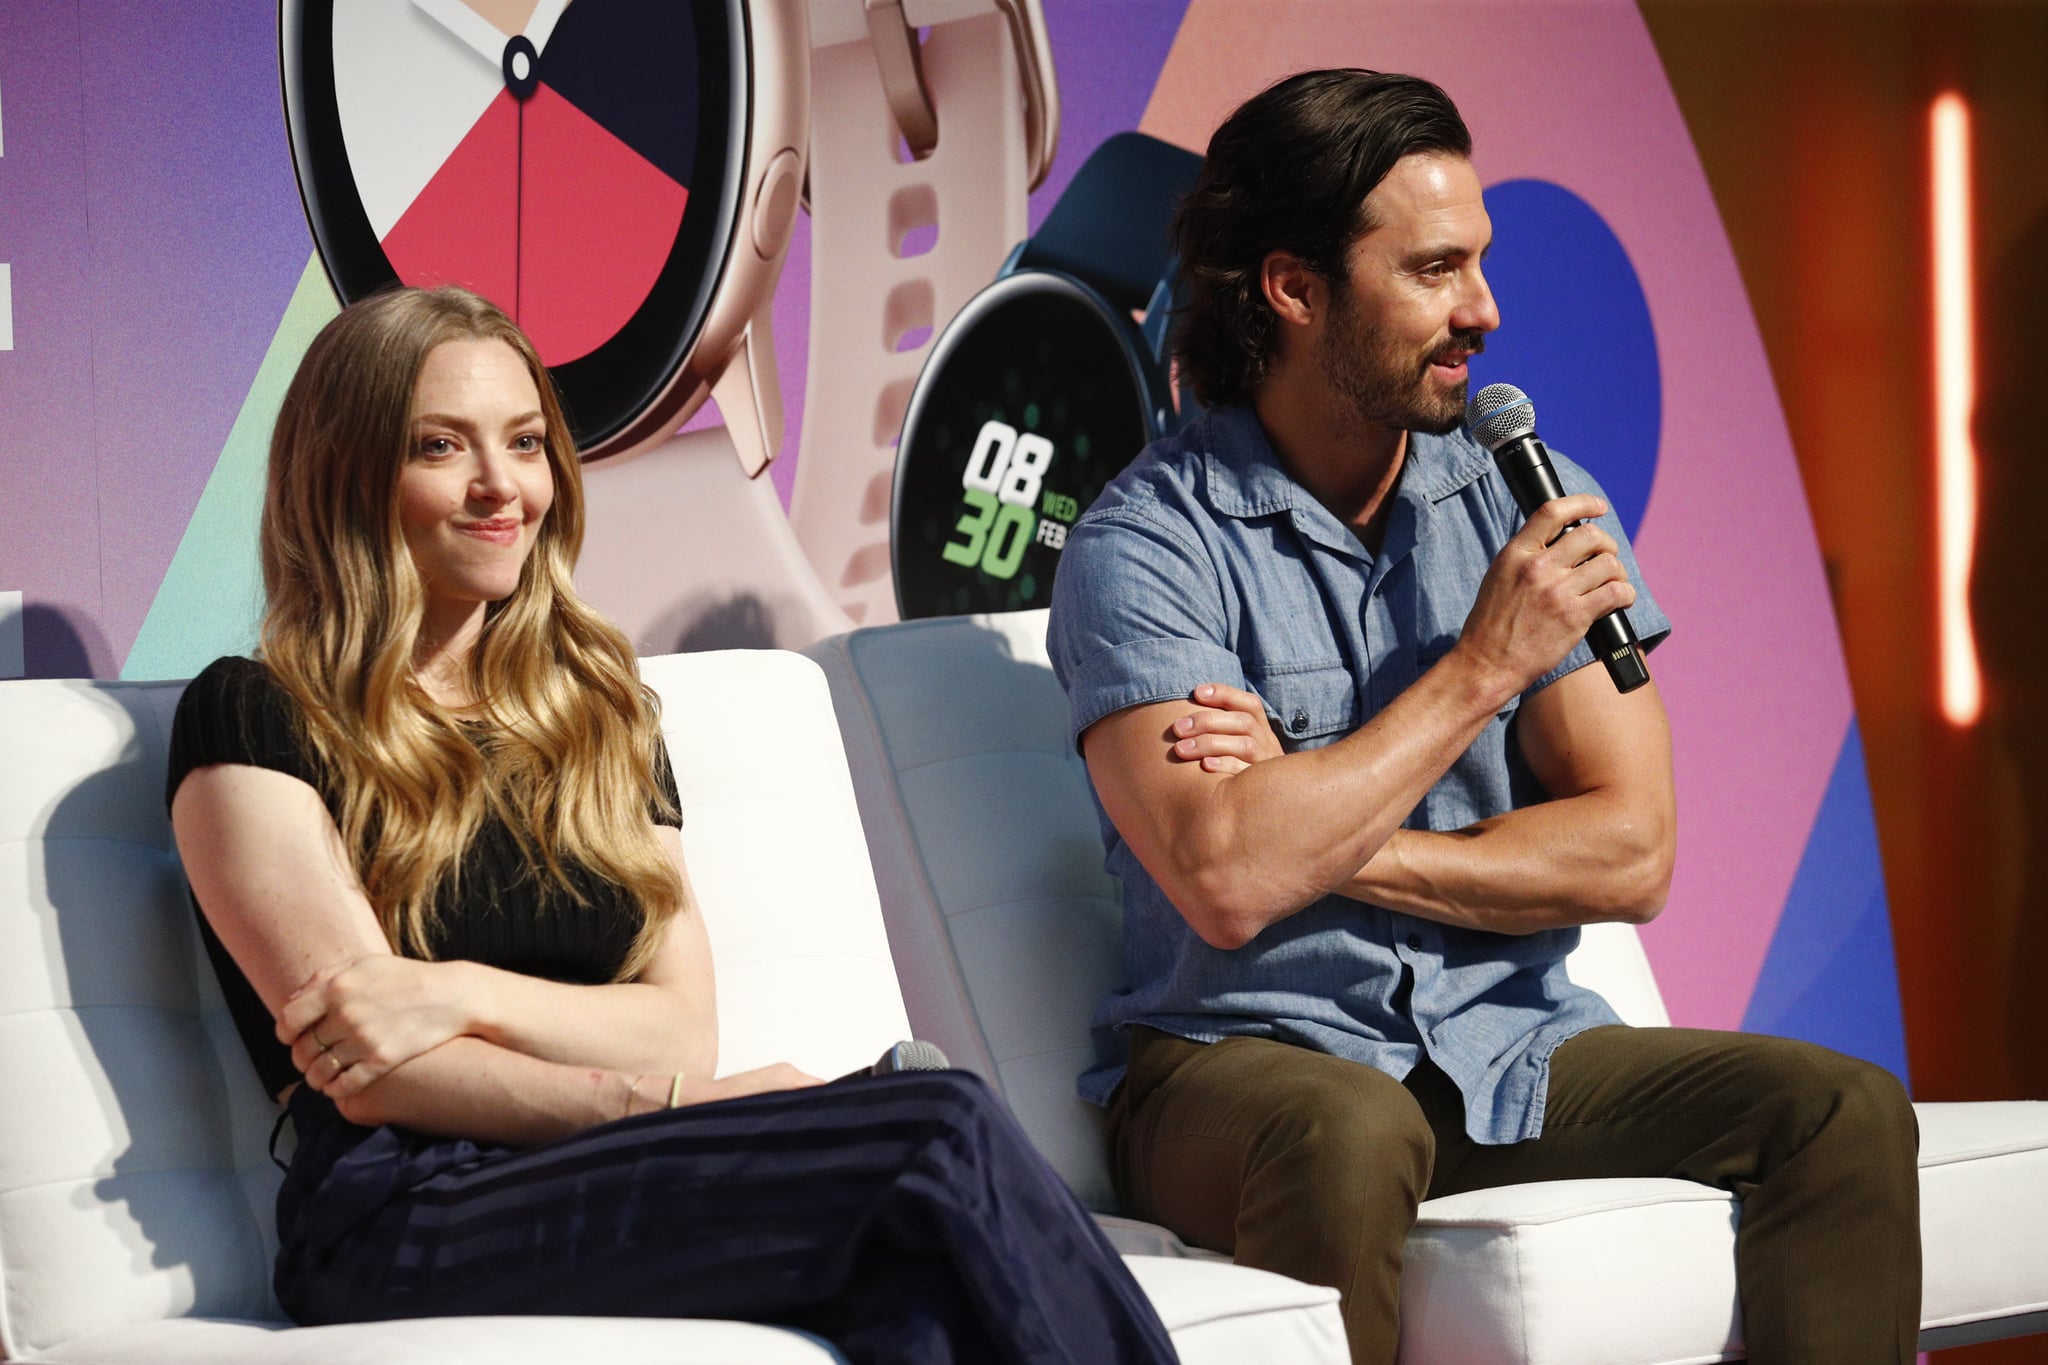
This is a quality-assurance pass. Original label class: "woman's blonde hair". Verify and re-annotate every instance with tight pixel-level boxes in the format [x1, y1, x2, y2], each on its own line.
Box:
[259, 285, 683, 977]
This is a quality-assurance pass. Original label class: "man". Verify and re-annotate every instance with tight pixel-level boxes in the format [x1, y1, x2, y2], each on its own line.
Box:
[1046, 69, 1919, 1365]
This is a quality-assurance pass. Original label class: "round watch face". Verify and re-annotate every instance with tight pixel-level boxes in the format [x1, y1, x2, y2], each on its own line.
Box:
[282, 0, 746, 453]
[892, 272, 1169, 620]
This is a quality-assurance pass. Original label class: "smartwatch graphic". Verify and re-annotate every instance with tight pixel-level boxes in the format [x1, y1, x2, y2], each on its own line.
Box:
[281, 0, 1055, 649]
[792, 0, 1058, 626]
[282, 0, 803, 471]
[888, 131, 1202, 620]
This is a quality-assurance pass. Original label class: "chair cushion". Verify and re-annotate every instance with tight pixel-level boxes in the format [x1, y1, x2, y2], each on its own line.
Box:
[31, 1315, 846, 1364]
[639, 650, 913, 1081]
[1122, 1257, 1346, 1365]
[1917, 1101, 2048, 1341]
[1104, 1100, 2048, 1363]
[0, 678, 283, 1358]
[1400, 1177, 1742, 1365]
[30, 1258, 1347, 1365]
[806, 613, 1125, 1209]
[1393, 1100, 2048, 1364]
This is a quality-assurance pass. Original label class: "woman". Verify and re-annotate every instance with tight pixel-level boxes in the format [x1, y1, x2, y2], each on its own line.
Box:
[168, 286, 1178, 1364]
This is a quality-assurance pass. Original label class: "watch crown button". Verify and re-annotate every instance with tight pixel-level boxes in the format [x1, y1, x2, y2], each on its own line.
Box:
[751, 148, 802, 261]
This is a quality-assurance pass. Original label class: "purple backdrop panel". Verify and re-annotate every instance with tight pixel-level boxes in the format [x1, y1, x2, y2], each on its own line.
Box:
[1139, 0, 1859, 1032]
[0, 2, 111, 676]
[76, 3, 311, 670]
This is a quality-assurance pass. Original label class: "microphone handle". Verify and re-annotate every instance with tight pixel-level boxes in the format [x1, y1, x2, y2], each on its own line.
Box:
[1491, 436, 1651, 694]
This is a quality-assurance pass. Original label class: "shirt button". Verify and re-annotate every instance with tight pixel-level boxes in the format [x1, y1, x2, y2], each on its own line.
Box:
[1406, 933, 1423, 950]
[1289, 709, 1309, 734]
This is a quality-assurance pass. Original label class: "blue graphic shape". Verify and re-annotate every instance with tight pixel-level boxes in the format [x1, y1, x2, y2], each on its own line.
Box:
[1470, 180, 1660, 539]
[1740, 721, 1911, 1087]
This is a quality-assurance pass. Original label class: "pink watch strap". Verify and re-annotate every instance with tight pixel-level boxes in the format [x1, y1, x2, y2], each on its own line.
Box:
[791, 10, 1032, 626]
[578, 425, 855, 654]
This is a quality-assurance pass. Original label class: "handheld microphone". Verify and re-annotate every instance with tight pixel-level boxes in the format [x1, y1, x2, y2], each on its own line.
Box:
[1464, 383, 1650, 694]
[836, 1039, 953, 1082]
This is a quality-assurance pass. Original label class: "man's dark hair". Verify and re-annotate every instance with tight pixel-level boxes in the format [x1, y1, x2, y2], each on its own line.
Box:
[1171, 70, 1472, 407]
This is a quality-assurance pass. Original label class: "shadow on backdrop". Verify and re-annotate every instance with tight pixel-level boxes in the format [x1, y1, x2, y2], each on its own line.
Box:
[23, 602, 115, 681]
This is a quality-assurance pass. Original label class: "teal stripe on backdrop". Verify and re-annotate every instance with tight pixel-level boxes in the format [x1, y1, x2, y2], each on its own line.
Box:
[121, 257, 338, 681]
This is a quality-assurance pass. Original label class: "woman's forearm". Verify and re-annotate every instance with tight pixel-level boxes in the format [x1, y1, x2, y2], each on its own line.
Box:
[332, 1034, 656, 1143]
[454, 962, 716, 1079]
[332, 1035, 820, 1145]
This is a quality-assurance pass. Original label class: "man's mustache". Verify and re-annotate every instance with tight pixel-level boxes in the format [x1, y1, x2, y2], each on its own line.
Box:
[1430, 332, 1487, 365]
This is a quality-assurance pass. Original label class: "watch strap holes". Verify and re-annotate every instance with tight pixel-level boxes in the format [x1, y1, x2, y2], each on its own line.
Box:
[884, 280, 935, 355]
[874, 377, 916, 448]
[841, 541, 894, 590]
[861, 471, 893, 525]
[889, 185, 940, 260]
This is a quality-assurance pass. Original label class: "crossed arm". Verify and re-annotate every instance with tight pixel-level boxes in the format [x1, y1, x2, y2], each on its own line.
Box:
[171, 764, 816, 1146]
[1168, 667, 1674, 932]
[1079, 496, 1676, 949]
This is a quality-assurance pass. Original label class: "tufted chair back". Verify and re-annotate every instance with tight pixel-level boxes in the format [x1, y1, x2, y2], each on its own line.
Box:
[0, 679, 282, 1357]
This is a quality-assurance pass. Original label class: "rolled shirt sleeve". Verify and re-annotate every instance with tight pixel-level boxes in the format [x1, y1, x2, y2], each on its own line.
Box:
[1048, 508, 1252, 752]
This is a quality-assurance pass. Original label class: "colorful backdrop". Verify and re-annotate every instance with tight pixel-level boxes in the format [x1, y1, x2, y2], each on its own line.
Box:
[0, 0, 1907, 1082]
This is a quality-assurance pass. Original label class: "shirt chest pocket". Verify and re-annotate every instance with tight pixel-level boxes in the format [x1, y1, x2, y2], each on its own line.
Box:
[1249, 663, 1360, 753]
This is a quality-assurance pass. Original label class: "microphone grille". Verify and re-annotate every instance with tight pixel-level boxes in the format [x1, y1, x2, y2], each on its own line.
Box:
[1466, 383, 1536, 452]
[880, 1039, 952, 1074]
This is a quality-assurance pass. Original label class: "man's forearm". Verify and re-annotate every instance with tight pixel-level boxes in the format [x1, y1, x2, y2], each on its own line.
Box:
[1160, 649, 1516, 945]
[1343, 787, 1673, 934]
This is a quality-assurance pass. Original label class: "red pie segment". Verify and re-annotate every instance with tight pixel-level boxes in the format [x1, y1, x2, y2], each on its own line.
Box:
[518, 82, 687, 367]
[380, 92, 521, 315]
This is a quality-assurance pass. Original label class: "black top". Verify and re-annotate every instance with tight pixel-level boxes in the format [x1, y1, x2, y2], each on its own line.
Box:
[166, 656, 682, 1099]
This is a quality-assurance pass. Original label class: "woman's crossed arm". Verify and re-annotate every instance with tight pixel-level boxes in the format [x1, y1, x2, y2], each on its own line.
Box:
[173, 762, 815, 1145]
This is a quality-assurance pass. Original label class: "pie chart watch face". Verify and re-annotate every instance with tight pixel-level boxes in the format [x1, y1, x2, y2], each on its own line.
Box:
[283, 0, 745, 451]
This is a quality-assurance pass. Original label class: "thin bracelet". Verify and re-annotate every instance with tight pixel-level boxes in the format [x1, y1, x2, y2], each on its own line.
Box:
[666, 1071, 685, 1109]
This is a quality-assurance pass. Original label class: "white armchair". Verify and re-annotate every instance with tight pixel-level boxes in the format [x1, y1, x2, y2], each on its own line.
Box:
[805, 609, 2048, 1364]
[0, 652, 1342, 1364]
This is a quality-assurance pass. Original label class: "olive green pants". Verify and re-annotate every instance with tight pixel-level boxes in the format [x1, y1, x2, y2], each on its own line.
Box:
[1108, 1024, 1920, 1365]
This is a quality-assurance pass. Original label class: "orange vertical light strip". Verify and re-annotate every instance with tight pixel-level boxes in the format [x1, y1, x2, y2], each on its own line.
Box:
[1933, 93, 1981, 727]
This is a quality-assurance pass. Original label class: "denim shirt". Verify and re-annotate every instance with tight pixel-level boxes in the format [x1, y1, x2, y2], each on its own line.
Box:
[1046, 405, 1671, 1144]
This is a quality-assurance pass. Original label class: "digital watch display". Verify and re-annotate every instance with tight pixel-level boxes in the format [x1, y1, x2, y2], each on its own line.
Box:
[888, 132, 1202, 620]
[891, 274, 1164, 618]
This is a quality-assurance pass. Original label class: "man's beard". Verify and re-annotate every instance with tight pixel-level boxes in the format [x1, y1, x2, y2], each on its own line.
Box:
[1316, 285, 1483, 436]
